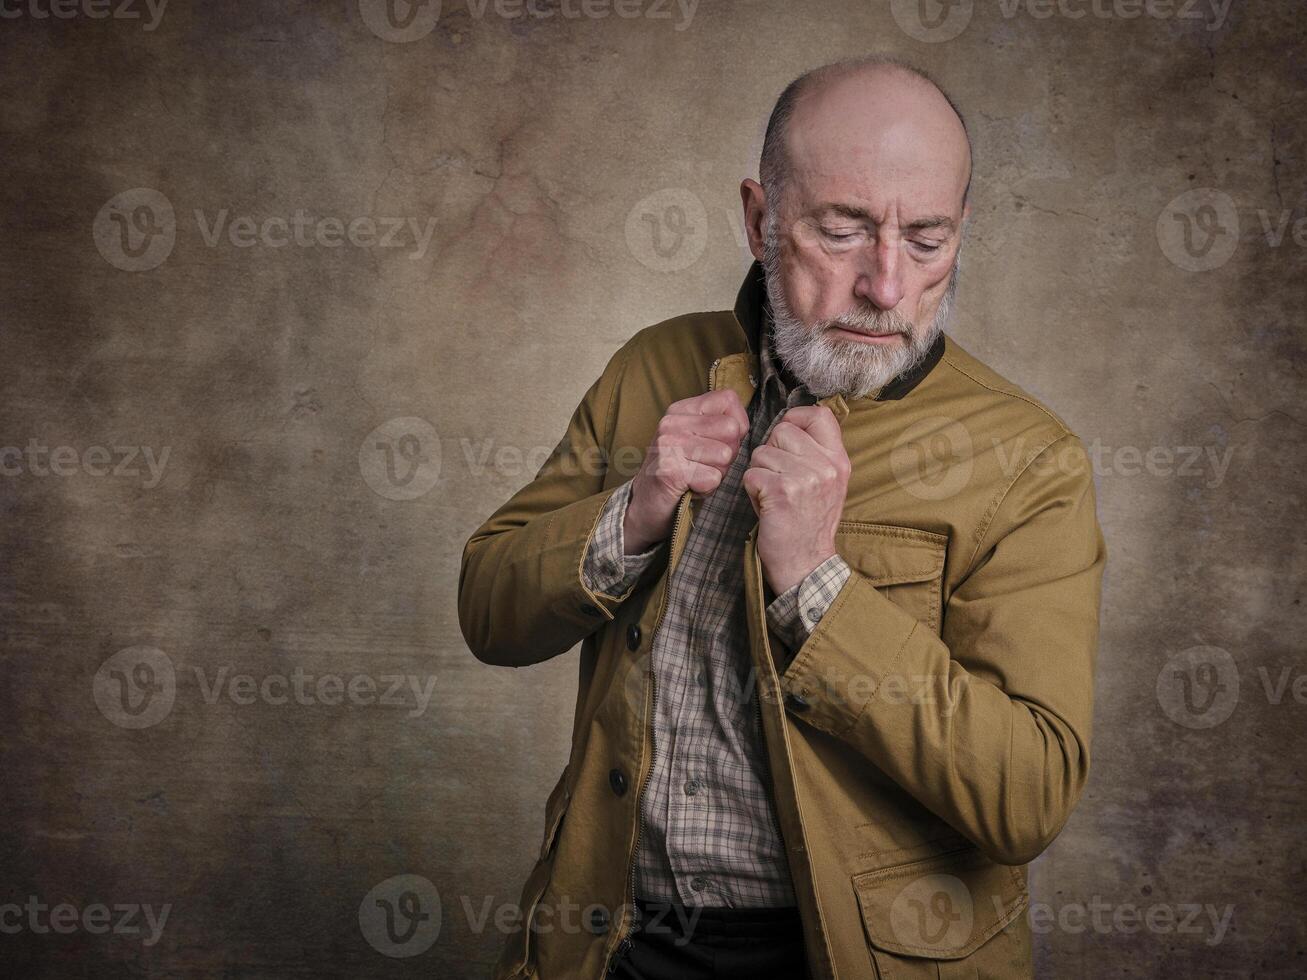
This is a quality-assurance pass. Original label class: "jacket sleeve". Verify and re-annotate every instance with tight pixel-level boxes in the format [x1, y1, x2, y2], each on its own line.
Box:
[778, 433, 1106, 865]
[458, 339, 642, 667]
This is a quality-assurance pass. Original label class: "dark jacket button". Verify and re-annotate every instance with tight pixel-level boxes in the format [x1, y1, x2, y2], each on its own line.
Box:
[625, 624, 642, 650]
[784, 691, 811, 712]
[609, 768, 627, 796]
[587, 906, 610, 934]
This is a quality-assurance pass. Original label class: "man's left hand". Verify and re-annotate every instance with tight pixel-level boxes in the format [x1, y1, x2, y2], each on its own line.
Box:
[743, 405, 850, 596]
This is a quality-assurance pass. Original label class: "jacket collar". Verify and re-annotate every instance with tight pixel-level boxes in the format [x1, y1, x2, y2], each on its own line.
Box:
[730, 260, 946, 404]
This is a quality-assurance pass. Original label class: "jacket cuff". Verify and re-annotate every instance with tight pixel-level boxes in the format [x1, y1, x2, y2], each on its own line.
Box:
[581, 480, 660, 601]
[765, 555, 853, 667]
[778, 569, 919, 731]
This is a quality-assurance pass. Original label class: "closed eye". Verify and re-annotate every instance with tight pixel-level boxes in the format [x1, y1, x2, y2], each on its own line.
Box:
[821, 227, 862, 243]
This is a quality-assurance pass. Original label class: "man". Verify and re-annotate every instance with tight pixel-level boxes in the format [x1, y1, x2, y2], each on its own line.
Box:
[459, 56, 1105, 980]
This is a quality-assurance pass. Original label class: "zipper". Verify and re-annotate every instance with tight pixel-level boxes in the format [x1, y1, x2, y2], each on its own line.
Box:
[743, 465, 791, 894]
[609, 359, 723, 973]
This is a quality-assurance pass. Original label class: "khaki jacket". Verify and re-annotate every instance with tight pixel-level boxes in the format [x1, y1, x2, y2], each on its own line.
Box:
[459, 264, 1105, 980]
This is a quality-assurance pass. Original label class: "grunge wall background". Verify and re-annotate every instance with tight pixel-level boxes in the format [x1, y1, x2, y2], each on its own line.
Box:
[1, 1, 1303, 976]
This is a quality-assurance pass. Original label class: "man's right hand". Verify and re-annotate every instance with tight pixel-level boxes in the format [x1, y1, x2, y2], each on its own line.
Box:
[622, 389, 749, 555]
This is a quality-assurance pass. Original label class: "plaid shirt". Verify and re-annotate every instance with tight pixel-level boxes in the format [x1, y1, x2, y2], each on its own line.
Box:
[582, 323, 851, 908]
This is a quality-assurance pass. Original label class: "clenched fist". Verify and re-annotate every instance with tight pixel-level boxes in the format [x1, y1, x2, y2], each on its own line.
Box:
[743, 405, 850, 595]
[623, 389, 749, 555]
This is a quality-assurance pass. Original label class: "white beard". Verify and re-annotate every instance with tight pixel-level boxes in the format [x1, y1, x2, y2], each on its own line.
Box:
[762, 227, 959, 400]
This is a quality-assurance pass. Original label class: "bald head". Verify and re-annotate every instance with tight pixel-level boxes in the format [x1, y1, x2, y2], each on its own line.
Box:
[760, 57, 972, 213]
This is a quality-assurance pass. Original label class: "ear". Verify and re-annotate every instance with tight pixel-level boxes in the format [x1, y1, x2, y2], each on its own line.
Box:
[740, 178, 768, 263]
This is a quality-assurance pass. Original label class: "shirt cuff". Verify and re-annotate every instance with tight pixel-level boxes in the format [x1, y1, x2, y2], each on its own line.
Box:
[581, 481, 661, 599]
[765, 555, 853, 660]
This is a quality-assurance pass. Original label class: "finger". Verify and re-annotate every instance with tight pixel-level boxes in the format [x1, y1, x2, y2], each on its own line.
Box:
[660, 412, 747, 447]
[669, 389, 749, 440]
[685, 460, 725, 495]
[653, 436, 736, 475]
[747, 444, 798, 475]
[767, 418, 823, 457]
[680, 436, 739, 471]
[742, 466, 782, 514]
[777, 405, 843, 453]
[716, 388, 750, 434]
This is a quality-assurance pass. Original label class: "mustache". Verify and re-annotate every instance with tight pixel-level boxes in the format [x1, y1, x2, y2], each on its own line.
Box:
[817, 308, 914, 337]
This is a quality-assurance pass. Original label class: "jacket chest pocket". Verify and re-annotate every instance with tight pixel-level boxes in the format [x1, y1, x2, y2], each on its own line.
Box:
[835, 522, 947, 634]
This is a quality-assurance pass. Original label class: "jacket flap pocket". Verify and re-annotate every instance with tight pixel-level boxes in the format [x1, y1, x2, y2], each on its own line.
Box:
[852, 848, 1027, 960]
[835, 522, 947, 586]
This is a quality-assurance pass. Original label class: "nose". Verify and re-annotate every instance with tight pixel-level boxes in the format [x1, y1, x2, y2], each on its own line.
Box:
[852, 235, 904, 312]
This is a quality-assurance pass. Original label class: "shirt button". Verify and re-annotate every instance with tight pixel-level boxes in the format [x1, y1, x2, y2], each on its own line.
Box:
[806, 606, 823, 622]
[625, 624, 642, 650]
[608, 768, 628, 796]
[684, 779, 701, 797]
[695, 670, 706, 688]
[689, 876, 709, 892]
[717, 566, 732, 585]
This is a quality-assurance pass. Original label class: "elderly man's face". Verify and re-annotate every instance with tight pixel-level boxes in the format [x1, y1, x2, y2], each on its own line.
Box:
[744, 68, 972, 398]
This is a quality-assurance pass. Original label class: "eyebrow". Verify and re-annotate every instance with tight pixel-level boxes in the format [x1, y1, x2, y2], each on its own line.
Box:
[815, 204, 956, 234]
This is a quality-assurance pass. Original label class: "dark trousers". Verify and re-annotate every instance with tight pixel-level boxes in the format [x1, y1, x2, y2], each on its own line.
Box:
[609, 898, 810, 980]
